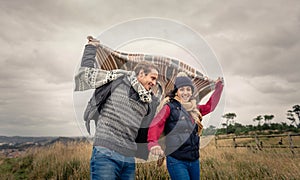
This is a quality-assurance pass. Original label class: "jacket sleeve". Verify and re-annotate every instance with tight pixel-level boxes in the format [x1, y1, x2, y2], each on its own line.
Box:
[198, 81, 224, 116]
[81, 44, 98, 68]
[147, 105, 171, 150]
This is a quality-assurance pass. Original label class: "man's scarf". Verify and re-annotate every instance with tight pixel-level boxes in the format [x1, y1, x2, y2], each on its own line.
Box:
[128, 73, 152, 103]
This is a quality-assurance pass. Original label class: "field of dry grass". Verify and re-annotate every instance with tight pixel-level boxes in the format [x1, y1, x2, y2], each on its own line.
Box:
[200, 143, 300, 179]
[0, 142, 91, 179]
[0, 137, 299, 179]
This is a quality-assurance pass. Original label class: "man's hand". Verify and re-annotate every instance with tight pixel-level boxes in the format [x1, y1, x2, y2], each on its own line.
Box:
[150, 146, 164, 156]
[87, 36, 100, 47]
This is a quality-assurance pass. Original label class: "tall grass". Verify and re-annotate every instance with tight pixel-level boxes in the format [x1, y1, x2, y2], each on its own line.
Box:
[200, 142, 300, 179]
[0, 141, 91, 179]
[0, 139, 299, 179]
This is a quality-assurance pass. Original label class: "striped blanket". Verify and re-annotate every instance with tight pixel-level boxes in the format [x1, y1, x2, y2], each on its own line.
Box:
[94, 42, 216, 102]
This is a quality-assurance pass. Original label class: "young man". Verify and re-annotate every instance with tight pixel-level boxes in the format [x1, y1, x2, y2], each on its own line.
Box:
[75, 38, 159, 180]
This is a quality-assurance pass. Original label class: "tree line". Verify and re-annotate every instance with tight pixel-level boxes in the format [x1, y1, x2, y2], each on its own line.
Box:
[203, 104, 300, 136]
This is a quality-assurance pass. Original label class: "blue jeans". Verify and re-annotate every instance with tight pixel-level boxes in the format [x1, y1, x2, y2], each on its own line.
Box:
[166, 156, 200, 180]
[90, 146, 135, 180]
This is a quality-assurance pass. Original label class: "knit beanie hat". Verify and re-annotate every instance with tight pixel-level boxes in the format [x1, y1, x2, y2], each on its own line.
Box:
[174, 72, 194, 92]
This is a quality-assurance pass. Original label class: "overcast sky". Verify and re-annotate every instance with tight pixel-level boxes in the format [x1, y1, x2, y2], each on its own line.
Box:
[0, 0, 299, 136]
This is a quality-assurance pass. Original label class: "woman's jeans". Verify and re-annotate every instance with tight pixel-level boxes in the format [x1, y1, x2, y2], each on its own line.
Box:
[166, 156, 200, 180]
[90, 146, 135, 180]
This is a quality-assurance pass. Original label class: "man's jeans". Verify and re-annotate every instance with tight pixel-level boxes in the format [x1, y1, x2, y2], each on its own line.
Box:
[90, 146, 135, 180]
[166, 156, 200, 180]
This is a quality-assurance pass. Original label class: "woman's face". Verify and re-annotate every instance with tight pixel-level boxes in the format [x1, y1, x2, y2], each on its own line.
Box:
[177, 86, 192, 103]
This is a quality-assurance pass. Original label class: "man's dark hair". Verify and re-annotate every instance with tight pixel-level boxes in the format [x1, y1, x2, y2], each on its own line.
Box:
[134, 61, 159, 75]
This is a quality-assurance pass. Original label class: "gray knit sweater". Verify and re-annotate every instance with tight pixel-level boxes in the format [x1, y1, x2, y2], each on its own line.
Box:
[93, 76, 149, 156]
[75, 44, 150, 156]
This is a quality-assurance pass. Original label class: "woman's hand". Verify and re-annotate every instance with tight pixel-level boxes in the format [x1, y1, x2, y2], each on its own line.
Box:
[150, 146, 165, 166]
[215, 77, 224, 86]
[150, 145, 165, 156]
[215, 77, 223, 83]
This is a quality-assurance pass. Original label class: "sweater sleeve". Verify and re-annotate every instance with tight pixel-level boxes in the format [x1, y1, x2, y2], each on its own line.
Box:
[198, 81, 224, 116]
[81, 44, 98, 68]
[147, 105, 171, 150]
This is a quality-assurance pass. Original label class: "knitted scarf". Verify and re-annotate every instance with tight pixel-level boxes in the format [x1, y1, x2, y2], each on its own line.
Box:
[128, 73, 152, 103]
[158, 96, 203, 136]
[174, 96, 203, 136]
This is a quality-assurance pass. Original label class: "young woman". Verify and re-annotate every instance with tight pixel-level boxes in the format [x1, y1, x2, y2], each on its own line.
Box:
[147, 72, 224, 180]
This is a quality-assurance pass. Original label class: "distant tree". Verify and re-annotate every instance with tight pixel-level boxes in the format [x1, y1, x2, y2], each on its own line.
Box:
[222, 113, 237, 134]
[233, 122, 244, 135]
[287, 104, 300, 127]
[263, 115, 274, 125]
[221, 123, 227, 129]
[293, 105, 300, 126]
[246, 124, 254, 132]
[253, 115, 263, 126]
[202, 125, 217, 136]
[287, 110, 296, 126]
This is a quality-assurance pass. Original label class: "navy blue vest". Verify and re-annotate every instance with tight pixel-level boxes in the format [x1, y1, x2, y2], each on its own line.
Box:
[164, 99, 200, 161]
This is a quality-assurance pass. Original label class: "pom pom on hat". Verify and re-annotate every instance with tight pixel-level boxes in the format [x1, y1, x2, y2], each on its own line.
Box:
[176, 72, 188, 77]
[174, 72, 194, 92]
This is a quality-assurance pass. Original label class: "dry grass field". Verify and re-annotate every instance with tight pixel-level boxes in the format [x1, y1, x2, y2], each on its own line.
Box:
[0, 136, 299, 179]
[200, 143, 300, 179]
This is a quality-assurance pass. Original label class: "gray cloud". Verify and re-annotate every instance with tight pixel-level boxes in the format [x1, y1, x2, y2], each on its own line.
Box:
[0, 0, 299, 136]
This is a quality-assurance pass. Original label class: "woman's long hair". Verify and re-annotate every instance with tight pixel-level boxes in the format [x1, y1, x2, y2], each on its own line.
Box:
[166, 88, 177, 99]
